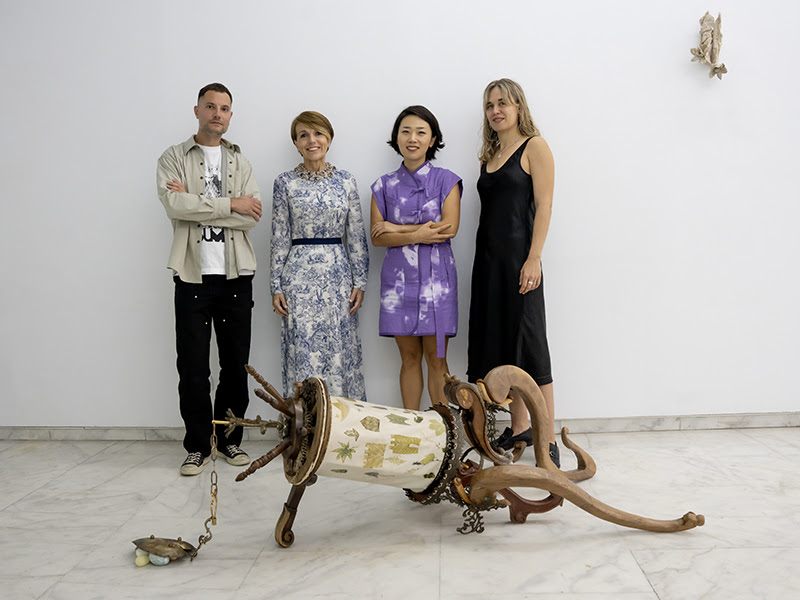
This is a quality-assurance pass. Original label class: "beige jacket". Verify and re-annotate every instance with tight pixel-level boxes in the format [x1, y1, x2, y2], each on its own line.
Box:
[157, 136, 260, 283]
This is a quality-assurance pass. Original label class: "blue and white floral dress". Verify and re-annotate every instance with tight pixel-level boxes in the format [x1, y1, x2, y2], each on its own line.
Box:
[270, 164, 369, 401]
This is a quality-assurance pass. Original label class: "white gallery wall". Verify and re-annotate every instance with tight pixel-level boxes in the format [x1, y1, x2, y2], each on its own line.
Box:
[2, 0, 798, 428]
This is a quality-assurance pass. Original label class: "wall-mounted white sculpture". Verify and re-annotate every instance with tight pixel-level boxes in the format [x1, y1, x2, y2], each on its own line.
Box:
[690, 11, 727, 80]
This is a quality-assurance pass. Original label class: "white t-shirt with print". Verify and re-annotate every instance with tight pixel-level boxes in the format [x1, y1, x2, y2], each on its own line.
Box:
[199, 144, 226, 275]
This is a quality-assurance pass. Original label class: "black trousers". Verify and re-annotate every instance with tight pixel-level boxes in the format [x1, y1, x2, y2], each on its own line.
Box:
[174, 274, 253, 455]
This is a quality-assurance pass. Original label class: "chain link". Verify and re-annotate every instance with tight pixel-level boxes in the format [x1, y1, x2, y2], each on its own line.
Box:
[192, 424, 220, 560]
[486, 401, 509, 444]
[209, 427, 218, 526]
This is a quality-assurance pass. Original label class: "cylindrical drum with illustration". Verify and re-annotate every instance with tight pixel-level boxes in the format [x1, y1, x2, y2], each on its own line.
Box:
[283, 378, 454, 493]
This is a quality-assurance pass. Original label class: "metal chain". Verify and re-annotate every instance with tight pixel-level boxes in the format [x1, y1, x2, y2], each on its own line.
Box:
[209, 426, 219, 526]
[405, 403, 510, 534]
[192, 425, 220, 560]
[486, 402, 509, 445]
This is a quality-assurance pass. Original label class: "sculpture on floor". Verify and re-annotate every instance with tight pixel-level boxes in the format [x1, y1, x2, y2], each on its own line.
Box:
[132, 535, 197, 566]
[223, 364, 704, 547]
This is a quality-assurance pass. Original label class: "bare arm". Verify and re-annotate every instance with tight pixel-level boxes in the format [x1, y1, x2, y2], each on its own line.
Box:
[369, 191, 457, 247]
[519, 137, 554, 294]
[439, 183, 461, 237]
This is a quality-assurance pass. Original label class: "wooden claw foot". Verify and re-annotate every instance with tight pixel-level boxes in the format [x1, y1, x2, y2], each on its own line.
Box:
[274, 476, 316, 548]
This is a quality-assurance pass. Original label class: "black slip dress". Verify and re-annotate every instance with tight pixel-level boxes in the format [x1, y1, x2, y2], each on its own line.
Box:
[466, 137, 552, 386]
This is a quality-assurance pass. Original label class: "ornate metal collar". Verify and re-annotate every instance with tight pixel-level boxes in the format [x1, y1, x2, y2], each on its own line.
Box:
[294, 162, 336, 182]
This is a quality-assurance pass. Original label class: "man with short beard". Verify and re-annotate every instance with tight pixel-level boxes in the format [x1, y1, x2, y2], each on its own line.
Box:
[157, 83, 262, 475]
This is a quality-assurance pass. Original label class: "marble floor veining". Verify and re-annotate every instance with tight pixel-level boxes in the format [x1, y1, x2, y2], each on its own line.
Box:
[0, 427, 798, 599]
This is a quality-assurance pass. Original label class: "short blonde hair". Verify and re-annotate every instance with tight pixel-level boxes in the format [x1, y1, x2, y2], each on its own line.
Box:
[479, 79, 540, 163]
[290, 110, 334, 143]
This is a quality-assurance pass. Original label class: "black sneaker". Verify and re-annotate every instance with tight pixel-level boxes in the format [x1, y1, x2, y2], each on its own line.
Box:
[549, 442, 561, 469]
[496, 427, 533, 451]
[221, 444, 250, 466]
[180, 452, 209, 476]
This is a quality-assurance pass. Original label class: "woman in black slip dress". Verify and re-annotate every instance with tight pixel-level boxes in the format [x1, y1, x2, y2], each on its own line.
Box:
[467, 78, 560, 467]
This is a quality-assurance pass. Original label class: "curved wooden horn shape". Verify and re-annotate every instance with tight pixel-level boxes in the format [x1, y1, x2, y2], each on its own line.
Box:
[559, 427, 597, 483]
[443, 375, 511, 466]
[482, 366, 553, 470]
[483, 366, 596, 482]
[469, 465, 705, 533]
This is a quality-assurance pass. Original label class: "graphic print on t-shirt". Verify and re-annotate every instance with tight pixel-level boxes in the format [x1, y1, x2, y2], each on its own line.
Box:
[202, 226, 224, 242]
[199, 144, 226, 274]
[205, 162, 222, 198]
[203, 152, 224, 244]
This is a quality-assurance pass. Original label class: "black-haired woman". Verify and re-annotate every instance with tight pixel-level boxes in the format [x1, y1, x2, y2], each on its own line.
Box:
[370, 106, 462, 410]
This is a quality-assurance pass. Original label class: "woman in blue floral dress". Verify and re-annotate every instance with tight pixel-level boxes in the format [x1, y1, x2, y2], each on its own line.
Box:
[270, 111, 369, 401]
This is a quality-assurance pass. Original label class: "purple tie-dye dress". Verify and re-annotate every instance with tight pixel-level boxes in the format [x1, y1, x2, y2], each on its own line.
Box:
[371, 161, 462, 357]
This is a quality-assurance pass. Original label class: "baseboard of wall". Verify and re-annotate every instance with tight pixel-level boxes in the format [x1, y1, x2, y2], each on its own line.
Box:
[3, 412, 798, 441]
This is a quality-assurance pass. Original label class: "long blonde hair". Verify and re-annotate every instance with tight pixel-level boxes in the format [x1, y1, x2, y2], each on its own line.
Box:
[479, 78, 540, 163]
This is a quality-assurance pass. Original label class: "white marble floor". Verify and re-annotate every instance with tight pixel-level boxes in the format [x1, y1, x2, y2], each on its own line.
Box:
[1, 427, 798, 599]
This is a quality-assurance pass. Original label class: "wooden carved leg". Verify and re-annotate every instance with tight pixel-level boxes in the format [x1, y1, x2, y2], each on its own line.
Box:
[498, 488, 564, 523]
[274, 474, 317, 548]
[458, 460, 563, 523]
[482, 367, 598, 483]
[482, 366, 559, 471]
[470, 465, 704, 533]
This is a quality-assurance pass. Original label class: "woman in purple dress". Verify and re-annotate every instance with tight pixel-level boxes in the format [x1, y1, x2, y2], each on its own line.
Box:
[370, 106, 462, 410]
